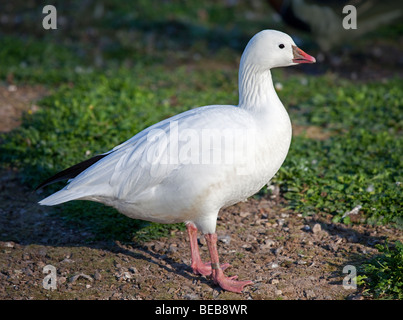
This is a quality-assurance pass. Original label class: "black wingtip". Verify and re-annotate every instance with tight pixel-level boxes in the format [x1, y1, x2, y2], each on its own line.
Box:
[35, 153, 108, 191]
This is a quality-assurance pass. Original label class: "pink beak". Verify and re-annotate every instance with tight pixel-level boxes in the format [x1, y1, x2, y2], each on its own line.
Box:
[292, 45, 316, 64]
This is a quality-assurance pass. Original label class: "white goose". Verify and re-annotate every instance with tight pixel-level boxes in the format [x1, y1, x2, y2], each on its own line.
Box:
[37, 30, 315, 293]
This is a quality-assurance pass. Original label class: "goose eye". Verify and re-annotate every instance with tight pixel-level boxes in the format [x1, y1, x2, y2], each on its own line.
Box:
[279, 44, 285, 49]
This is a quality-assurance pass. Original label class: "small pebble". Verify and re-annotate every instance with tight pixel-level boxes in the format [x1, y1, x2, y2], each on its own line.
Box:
[8, 85, 17, 92]
[277, 218, 285, 227]
[70, 273, 93, 283]
[218, 235, 231, 245]
[184, 293, 199, 300]
[57, 277, 67, 285]
[94, 270, 102, 281]
[274, 247, 283, 255]
[3, 242, 15, 248]
[128, 267, 138, 274]
[168, 244, 178, 253]
[312, 223, 322, 234]
[260, 239, 275, 250]
[304, 289, 316, 299]
[239, 211, 250, 218]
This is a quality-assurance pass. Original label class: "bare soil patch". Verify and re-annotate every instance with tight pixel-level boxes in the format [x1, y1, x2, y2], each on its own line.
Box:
[0, 84, 47, 133]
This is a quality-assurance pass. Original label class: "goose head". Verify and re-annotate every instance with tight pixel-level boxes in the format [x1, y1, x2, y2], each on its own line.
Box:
[240, 30, 316, 69]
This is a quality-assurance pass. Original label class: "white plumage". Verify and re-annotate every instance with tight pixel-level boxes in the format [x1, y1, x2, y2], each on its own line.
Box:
[38, 30, 315, 292]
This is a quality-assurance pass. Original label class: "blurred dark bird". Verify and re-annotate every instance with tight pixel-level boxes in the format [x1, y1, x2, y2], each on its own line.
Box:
[268, 0, 402, 50]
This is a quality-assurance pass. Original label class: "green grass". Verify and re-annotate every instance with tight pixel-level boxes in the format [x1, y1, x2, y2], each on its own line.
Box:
[0, 35, 82, 85]
[357, 240, 403, 299]
[272, 76, 403, 227]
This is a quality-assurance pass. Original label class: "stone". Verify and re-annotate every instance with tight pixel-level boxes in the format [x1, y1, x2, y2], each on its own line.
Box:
[312, 223, 322, 234]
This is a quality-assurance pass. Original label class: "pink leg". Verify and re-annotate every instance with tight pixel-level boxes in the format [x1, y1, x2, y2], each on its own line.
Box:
[205, 233, 253, 293]
[186, 223, 230, 276]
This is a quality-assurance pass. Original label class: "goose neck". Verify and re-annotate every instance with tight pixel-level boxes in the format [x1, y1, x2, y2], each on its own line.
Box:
[238, 64, 281, 112]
